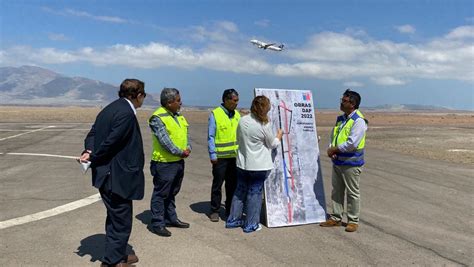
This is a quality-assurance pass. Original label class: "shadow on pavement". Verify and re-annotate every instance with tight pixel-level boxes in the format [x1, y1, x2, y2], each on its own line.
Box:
[75, 233, 135, 263]
[190, 201, 210, 215]
[190, 201, 232, 221]
[135, 210, 151, 225]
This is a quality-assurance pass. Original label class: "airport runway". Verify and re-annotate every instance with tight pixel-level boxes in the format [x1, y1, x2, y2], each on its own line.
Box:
[0, 121, 472, 266]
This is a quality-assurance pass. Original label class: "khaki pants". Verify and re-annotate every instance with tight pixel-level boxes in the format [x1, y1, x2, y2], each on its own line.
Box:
[330, 164, 362, 224]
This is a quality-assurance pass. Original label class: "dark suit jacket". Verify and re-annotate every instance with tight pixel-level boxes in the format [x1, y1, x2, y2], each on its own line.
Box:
[84, 98, 145, 200]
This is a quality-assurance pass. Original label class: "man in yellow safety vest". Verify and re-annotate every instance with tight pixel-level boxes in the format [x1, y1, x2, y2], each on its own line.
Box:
[148, 88, 191, 237]
[208, 89, 240, 222]
[320, 89, 368, 233]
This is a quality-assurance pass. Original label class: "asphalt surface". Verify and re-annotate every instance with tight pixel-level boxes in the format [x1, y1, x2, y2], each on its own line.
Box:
[0, 121, 472, 266]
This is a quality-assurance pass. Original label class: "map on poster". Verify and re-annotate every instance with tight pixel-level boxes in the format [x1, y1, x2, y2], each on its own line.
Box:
[255, 88, 326, 227]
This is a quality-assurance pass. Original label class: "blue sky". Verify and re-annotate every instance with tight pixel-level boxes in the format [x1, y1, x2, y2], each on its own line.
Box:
[1, 0, 473, 110]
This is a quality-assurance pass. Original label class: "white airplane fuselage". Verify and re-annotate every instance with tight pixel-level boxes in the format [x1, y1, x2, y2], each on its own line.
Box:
[250, 39, 284, 51]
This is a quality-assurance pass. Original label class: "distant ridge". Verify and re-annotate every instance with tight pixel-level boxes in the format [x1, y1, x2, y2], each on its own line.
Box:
[0, 65, 160, 106]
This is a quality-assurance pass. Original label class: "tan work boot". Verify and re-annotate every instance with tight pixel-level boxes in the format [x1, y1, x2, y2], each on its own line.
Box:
[319, 219, 342, 227]
[345, 223, 358, 232]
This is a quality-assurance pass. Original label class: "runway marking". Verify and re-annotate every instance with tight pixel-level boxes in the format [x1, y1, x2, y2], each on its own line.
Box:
[0, 126, 55, 141]
[0, 152, 101, 230]
[0, 194, 101, 230]
[0, 129, 91, 132]
[448, 149, 474, 153]
[6, 152, 78, 159]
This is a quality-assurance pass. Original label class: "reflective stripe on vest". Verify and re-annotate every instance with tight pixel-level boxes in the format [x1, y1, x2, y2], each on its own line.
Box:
[331, 110, 366, 166]
[149, 107, 188, 162]
[212, 107, 240, 158]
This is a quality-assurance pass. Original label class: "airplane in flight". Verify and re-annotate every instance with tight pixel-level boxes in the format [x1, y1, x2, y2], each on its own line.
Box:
[250, 39, 285, 51]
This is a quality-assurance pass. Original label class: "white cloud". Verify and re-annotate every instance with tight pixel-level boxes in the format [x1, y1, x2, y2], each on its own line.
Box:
[48, 33, 69, 41]
[215, 21, 238, 32]
[2, 24, 473, 85]
[189, 21, 240, 43]
[343, 81, 364, 87]
[371, 76, 406, 86]
[42, 7, 128, 24]
[254, 19, 270, 27]
[64, 8, 128, 23]
[395, 24, 416, 34]
[65, 9, 128, 23]
[445, 25, 474, 39]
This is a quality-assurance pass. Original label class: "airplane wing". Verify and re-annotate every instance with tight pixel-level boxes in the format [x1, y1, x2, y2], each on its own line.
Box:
[263, 43, 275, 49]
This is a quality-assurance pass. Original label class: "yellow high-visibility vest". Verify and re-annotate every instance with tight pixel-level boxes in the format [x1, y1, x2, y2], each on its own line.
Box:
[331, 110, 366, 166]
[212, 107, 240, 158]
[150, 107, 188, 162]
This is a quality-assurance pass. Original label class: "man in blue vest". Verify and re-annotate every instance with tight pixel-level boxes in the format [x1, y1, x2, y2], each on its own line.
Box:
[208, 89, 240, 222]
[148, 88, 191, 237]
[320, 89, 368, 232]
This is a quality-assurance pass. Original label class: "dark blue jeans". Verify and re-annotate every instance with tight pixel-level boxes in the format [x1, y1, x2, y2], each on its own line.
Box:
[226, 168, 268, 233]
[150, 160, 185, 227]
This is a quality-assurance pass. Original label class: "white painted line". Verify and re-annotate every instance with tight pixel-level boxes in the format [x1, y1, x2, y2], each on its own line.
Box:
[0, 193, 101, 230]
[0, 126, 55, 141]
[0, 152, 101, 230]
[7, 152, 78, 159]
[448, 149, 474, 153]
[0, 129, 91, 132]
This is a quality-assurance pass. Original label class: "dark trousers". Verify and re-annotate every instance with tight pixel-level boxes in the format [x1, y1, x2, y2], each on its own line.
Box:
[99, 179, 132, 265]
[150, 160, 185, 227]
[210, 158, 237, 215]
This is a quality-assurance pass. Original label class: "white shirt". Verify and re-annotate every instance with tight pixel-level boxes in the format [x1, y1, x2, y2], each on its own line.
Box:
[124, 98, 137, 115]
[236, 114, 280, 171]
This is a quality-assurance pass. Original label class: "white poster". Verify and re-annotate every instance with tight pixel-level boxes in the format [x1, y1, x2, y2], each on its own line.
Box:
[255, 88, 326, 227]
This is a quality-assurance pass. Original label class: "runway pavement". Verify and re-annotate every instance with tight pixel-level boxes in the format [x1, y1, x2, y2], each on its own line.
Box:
[0, 121, 472, 266]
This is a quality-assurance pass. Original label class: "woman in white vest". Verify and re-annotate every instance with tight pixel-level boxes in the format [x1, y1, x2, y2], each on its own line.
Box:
[225, 95, 282, 233]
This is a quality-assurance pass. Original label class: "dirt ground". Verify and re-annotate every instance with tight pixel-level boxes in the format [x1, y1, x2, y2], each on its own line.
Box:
[0, 106, 473, 165]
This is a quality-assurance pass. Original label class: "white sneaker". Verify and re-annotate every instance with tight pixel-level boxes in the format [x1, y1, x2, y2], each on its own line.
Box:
[255, 224, 262, 232]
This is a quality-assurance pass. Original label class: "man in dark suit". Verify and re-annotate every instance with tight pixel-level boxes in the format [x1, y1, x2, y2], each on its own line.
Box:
[79, 79, 146, 267]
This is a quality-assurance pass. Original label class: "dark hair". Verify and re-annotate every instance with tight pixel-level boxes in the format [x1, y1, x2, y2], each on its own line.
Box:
[251, 95, 271, 124]
[343, 89, 361, 109]
[118, 79, 145, 99]
[160, 87, 180, 106]
[222, 88, 239, 102]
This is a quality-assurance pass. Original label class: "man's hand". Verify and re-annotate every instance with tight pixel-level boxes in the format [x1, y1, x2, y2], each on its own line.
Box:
[78, 150, 91, 163]
[210, 159, 218, 165]
[327, 146, 338, 159]
[181, 148, 191, 158]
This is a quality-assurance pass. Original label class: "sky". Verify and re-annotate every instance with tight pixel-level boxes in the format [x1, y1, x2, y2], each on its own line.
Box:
[1, 0, 473, 110]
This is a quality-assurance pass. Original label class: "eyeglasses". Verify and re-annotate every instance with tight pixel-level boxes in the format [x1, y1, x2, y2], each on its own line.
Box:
[340, 98, 350, 104]
[142, 92, 147, 98]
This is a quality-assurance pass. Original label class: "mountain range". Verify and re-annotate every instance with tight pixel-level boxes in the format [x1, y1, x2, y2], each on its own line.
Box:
[0, 65, 160, 106]
[1, 65, 456, 111]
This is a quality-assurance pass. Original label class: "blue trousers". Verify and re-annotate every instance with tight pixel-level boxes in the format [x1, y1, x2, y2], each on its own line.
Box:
[226, 168, 268, 232]
[150, 160, 185, 227]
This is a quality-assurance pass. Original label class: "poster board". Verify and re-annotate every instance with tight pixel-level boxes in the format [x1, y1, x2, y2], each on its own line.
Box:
[255, 88, 326, 227]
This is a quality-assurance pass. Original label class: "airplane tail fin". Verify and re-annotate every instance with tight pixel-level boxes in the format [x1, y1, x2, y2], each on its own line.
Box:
[279, 44, 285, 49]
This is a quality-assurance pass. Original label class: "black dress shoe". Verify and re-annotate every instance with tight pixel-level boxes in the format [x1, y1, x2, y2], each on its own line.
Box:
[148, 225, 172, 237]
[166, 219, 190, 228]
